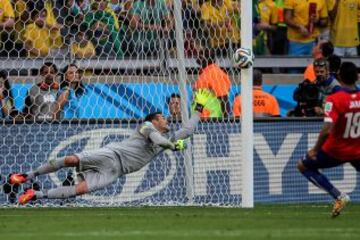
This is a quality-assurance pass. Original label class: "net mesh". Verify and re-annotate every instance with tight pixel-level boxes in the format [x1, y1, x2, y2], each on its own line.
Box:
[0, 0, 243, 206]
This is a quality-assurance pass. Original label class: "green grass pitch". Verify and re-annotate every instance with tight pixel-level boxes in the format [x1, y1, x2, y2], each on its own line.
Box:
[1, 204, 360, 240]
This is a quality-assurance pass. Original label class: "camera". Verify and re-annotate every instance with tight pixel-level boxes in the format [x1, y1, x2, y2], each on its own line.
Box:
[291, 80, 322, 117]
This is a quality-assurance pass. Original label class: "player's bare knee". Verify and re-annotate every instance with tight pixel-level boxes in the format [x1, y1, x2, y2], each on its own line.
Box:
[64, 155, 80, 167]
[75, 181, 89, 195]
[297, 160, 306, 173]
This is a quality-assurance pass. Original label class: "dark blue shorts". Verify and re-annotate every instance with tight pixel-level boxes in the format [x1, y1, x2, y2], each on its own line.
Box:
[302, 150, 360, 171]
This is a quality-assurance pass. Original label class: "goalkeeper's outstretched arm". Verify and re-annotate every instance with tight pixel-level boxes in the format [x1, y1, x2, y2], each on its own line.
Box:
[148, 131, 188, 151]
[173, 113, 200, 141]
[149, 131, 176, 150]
[172, 89, 211, 140]
[150, 89, 208, 147]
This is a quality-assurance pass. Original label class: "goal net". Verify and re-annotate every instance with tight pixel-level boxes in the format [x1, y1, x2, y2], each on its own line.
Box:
[0, 0, 245, 207]
[1, 0, 358, 207]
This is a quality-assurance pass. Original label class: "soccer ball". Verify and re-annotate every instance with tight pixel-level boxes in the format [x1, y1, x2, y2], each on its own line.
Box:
[233, 48, 254, 68]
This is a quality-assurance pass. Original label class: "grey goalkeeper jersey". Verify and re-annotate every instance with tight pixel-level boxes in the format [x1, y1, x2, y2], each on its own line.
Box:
[105, 114, 200, 174]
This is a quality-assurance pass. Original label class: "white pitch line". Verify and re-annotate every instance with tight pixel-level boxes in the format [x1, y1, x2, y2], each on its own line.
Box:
[2, 228, 360, 238]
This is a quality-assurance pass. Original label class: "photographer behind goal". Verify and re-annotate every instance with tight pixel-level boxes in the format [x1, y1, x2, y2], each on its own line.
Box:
[288, 57, 342, 117]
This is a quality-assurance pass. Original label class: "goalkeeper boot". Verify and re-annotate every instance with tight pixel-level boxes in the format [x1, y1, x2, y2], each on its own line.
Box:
[332, 193, 350, 218]
[9, 173, 28, 185]
[18, 189, 36, 205]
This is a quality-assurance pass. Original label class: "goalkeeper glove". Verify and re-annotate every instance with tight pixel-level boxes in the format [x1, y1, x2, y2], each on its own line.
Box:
[174, 139, 187, 151]
[193, 89, 214, 113]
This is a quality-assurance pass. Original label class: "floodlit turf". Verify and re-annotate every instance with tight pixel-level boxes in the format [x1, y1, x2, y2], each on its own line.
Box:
[1, 204, 360, 240]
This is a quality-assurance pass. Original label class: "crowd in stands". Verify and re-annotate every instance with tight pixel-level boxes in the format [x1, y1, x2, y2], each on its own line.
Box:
[0, 0, 359, 58]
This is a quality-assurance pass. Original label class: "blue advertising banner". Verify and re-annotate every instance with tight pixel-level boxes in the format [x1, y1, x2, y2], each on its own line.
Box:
[1, 121, 359, 205]
[10, 83, 296, 118]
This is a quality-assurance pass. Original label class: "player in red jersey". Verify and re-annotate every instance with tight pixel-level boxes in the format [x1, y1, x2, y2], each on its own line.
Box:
[298, 62, 360, 218]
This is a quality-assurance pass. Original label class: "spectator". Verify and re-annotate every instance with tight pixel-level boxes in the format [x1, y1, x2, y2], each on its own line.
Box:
[253, 0, 267, 55]
[270, 0, 288, 55]
[182, 0, 203, 57]
[0, 70, 15, 118]
[117, 1, 133, 55]
[84, 0, 123, 58]
[252, 0, 267, 55]
[54, 0, 88, 43]
[0, 0, 15, 56]
[44, 0, 64, 50]
[23, 62, 60, 121]
[71, 24, 96, 58]
[314, 58, 341, 104]
[21, 1, 64, 55]
[290, 58, 341, 118]
[318, 0, 334, 41]
[200, 0, 240, 56]
[13, 0, 28, 56]
[167, 93, 181, 121]
[284, 0, 328, 56]
[257, 0, 278, 55]
[23, 9, 51, 57]
[0, 0, 15, 28]
[24, 1, 63, 51]
[232, 69, 280, 117]
[193, 47, 231, 118]
[128, 0, 173, 57]
[115, 0, 132, 25]
[54, 64, 86, 119]
[304, 40, 334, 82]
[329, 0, 360, 56]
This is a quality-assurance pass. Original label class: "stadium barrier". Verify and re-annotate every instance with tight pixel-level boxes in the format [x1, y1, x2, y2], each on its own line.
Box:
[1, 57, 360, 71]
[1, 119, 359, 206]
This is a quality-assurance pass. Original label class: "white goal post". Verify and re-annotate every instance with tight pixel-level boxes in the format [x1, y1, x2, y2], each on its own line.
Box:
[240, 0, 254, 208]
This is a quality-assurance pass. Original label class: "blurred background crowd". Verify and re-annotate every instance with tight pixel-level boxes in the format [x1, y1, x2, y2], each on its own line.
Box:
[0, 0, 358, 59]
[0, 0, 359, 121]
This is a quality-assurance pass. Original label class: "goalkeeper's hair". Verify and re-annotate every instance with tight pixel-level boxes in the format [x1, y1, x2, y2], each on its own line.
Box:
[144, 112, 163, 122]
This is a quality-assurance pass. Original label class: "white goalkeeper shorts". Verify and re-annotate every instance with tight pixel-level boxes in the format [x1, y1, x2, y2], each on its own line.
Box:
[75, 148, 122, 191]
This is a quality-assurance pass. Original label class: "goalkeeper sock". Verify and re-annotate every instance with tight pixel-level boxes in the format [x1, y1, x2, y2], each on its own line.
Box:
[27, 157, 66, 179]
[301, 169, 341, 199]
[45, 186, 77, 199]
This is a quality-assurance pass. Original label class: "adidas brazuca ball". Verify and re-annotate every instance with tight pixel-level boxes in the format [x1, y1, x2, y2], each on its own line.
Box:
[233, 48, 254, 68]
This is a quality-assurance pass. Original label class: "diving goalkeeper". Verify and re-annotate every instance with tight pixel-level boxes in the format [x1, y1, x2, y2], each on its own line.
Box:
[10, 90, 211, 204]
